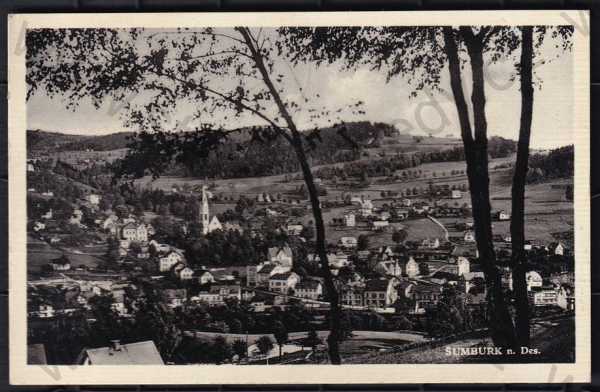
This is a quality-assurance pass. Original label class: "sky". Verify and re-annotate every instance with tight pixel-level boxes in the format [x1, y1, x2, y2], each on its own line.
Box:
[26, 27, 574, 149]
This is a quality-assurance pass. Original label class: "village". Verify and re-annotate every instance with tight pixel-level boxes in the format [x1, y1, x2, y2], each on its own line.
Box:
[25, 146, 576, 365]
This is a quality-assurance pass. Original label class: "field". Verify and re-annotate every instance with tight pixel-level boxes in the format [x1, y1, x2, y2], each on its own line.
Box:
[131, 152, 571, 247]
[27, 236, 106, 276]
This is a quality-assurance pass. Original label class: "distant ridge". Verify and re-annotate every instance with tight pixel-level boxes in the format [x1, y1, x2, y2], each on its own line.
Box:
[27, 129, 134, 152]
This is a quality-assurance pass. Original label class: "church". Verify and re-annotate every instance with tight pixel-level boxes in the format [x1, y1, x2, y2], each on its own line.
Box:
[199, 186, 222, 235]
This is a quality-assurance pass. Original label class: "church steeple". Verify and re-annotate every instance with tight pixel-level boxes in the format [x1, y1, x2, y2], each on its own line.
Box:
[201, 185, 209, 235]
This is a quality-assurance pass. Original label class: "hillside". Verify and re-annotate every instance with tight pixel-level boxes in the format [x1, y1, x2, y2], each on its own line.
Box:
[27, 129, 134, 152]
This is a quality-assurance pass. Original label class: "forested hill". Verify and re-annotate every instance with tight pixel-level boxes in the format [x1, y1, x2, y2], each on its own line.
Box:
[27, 130, 134, 152]
[28, 124, 520, 179]
[527, 145, 574, 183]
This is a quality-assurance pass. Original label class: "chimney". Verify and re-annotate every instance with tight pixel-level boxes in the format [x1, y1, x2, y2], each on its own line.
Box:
[109, 339, 121, 352]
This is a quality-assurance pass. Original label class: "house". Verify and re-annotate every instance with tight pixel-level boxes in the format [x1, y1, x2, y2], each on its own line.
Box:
[207, 216, 223, 233]
[528, 285, 558, 307]
[159, 251, 184, 272]
[457, 256, 471, 277]
[363, 278, 399, 308]
[370, 220, 389, 231]
[412, 283, 443, 313]
[41, 191, 54, 197]
[294, 280, 323, 300]
[27, 162, 35, 172]
[196, 270, 215, 285]
[78, 340, 164, 365]
[287, 224, 304, 236]
[41, 209, 53, 220]
[524, 240, 533, 251]
[450, 245, 478, 263]
[421, 238, 440, 249]
[33, 221, 46, 232]
[88, 194, 101, 206]
[548, 242, 566, 256]
[395, 209, 409, 220]
[36, 304, 55, 318]
[341, 283, 365, 307]
[49, 255, 71, 271]
[178, 266, 195, 280]
[192, 292, 224, 306]
[374, 260, 402, 278]
[210, 283, 242, 301]
[496, 210, 511, 221]
[359, 198, 374, 217]
[402, 198, 412, 207]
[267, 245, 293, 267]
[69, 209, 84, 225]
[463, 231, 476, 243]
[339, 236, 358, 249]
[451, 190, 462, 199]
[461, 271, 486, 294]
[556, 284, 575, 311]
[161, 289, 187, 308]
[256, 263, 291, 286]
[344, 212, 356, 227]
[525, 271, 543, 291]
[149, 240, 170, 253]
[269, 271, 300, 294]
[404, 257, 419, 278]
[122, 222, 148, 243]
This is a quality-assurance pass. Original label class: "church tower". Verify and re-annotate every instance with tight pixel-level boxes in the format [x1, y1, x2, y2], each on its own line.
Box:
[201, 185, 210, 235]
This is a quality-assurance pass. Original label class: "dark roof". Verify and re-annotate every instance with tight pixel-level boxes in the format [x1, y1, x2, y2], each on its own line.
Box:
[258, 264, 277, 274]
[270, 272, 295, 280]
[364, 279, 392, 292]
[295, 280, 321, 290]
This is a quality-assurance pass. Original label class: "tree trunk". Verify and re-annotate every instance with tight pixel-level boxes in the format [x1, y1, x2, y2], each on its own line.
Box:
[238, 28, 342, 364]
[511, 26, 534, 348]
[444, 27, 517, 350]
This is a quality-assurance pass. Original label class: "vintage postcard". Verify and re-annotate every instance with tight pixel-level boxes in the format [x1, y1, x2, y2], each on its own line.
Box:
[8, 11, 590, 384]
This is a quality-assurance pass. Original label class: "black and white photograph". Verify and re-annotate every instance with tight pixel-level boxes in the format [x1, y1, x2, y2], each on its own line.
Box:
[9, 11, 590, 384]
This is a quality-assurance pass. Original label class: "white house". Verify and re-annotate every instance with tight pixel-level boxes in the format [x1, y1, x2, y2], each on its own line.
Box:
[359, 198, 374, 217]
[196, 270, 215, 285]
[37, 304, 55, 318]
[370, 220, 389, 231]
[463, 231, 476, 243]
[374, 260, 402, 278]
[457, 256, 471, 277]
[339, 236, 358, 249]
[49, 255, 71, 271]
[286, 224, 304, 236]
[267, 245, 293, 267]
[159, 251, 184, 272]
[178, 266, 195, 280]
[344, 212, 356, 227]
[41, 209, 53, 220]
[207, 216, 222, 233]
[294, 280, 323, 300]
[451, 190, 462, 199]
[33, 221, 46, 232]
[88, 194, 101, 206]
[122, 222, 148, 243]
[497, 210, 511, 221]
[269, 271, 300, 294]
[525, 271, 543, 291]
[404, 257, 419, 278]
